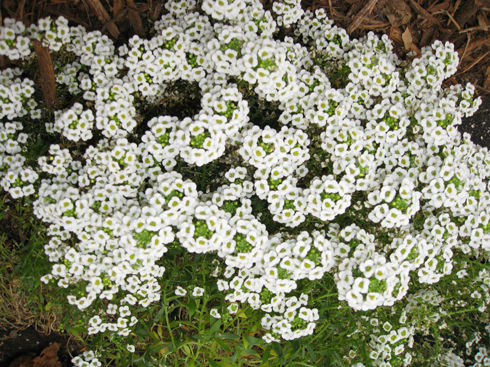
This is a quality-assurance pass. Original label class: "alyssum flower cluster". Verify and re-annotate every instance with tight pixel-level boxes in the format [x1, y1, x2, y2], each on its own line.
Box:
[0, 0, 488, 364]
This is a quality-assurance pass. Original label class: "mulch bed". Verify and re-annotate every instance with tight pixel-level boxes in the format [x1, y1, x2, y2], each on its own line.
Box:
[0, 0, 488, 365]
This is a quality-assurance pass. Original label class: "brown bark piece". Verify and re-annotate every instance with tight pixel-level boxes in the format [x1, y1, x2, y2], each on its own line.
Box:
[452, 0, 463, 15]
[464, 35, 490, 54]
[406, 0, 451, 32]
[475, 0, 490, 8]
[113, 0, 125, 18]
[477, 12, 488, 28]
[428, 1, 450, 13]
[484, 65, 490, 90]
[0, 9, 3, 68]
[389, 26, 403, 44]
[382, 0, 412, 27]
[150, 1, 164, 21]
[454, 0, 478, 27]
[84, 0, 120, 38]
[32, 343, 62, 367]
[14, 0, 25, 20]
[419, 26, 435, 47]
[358, 20, 390, 30]
[127, 0, 145, 37]
[32, 40, 56, 109]
[459, 50, 490, 74]
[347, 0, 381, 34]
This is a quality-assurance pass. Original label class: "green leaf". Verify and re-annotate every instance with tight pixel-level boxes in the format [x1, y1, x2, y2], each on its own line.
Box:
[209, 319, 221, 335]
[187, 298, 197, 318]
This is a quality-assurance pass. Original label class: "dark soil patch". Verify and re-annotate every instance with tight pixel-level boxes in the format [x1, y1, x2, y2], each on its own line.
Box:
[459, 94, 490, 148]
[0, 327, 80, 367]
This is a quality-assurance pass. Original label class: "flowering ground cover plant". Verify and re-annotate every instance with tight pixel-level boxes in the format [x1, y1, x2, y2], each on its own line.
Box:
[0, 0, 489, 365]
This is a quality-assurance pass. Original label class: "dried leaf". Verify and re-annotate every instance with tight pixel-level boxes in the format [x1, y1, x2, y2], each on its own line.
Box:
[402, 27, 413, 51]
[32, 40, 56, 109]
[113, 0, 125, 18]
[84, 0, 120, 38]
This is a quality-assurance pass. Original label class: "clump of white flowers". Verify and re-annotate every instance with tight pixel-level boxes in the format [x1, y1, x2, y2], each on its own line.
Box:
[0, 0, 488, 364]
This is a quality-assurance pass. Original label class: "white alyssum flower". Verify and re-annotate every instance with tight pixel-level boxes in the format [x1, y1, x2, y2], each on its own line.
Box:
[0, 0, 487, 359]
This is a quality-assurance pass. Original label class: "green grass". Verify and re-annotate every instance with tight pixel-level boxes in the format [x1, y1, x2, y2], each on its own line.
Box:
[0, 194, 63, 337]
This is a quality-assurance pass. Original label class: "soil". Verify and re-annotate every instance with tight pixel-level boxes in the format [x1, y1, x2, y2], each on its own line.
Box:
[459, 94, 490, 148]
[0, 327, 80, 367]
[0, 0, 487, 365]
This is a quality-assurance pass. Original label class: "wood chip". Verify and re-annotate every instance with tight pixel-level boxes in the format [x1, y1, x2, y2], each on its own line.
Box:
[419, 25, 436, 46]
[32, 40, 56, 109]
[402, 26, 413, 51]
[457, 32, 472, 64]
[150, 1, 164, 21]
[410, 43, 421, 57]
[452, 0, 463, 15]
[14, 0, 25, 20]
[476, 0, 490, 6]
[358, 21, 391, 30]
[113, 0, 125, 18]
[347, 0, 380, 34]
[127, 0, 145, 37]
[464, 35, 490, 53]
[428, 0, 450, 13]
[454, 0, 478, 27]
[406, 0, 451, 32]
[382, 0, 412, 27]
[389, 26, 403, 44]
[84, 0, 120, 38]
[459, 49, 490, 74]
[478, 12, 488, 27]
[484, 65, 490, 90]
[459, 24, 490, 32]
